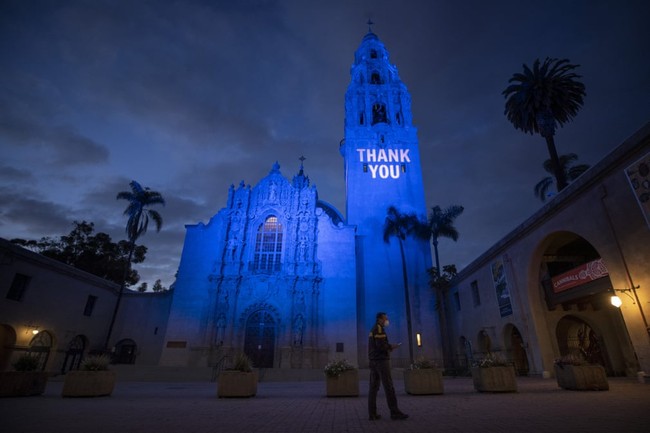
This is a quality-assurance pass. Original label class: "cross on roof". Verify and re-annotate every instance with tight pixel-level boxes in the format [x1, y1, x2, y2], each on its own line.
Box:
[367, 19, 374, 33]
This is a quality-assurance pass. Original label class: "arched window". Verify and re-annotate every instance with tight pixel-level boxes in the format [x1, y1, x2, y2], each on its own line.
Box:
[370, 49, 378, 59]
[254, 216, 283, 272]
[29, 331, 53, 371]
[372, 103, 388, 125]
[370, 72, 382, 84]
[61, 334, 86, 373]
[113, 338, 137, 364]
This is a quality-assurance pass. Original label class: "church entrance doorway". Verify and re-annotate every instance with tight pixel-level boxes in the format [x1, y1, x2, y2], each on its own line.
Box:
[244, 310, 275, 368]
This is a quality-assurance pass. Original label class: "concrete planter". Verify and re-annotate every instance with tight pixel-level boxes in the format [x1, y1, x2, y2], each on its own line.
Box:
[554, 364, 609, 391]
[404, 368, 444, 395]
[217, 370, 258, 398]
[326, 369, 359, 397]
[0, 371, 49, 397]
[62, 370, 116, 397]
[471, 366, 517, 393]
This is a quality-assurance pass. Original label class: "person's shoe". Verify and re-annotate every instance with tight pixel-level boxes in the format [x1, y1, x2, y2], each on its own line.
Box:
[391, 412, 409, 420]
[369, 414, 381, 421]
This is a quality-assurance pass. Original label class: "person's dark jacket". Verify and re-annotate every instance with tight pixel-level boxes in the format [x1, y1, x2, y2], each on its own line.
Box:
[368, 322, 392, 361]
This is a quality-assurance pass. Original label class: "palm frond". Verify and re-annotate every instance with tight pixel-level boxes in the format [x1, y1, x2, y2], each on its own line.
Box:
[117, 180, 165, 243]
[503, 57, 585, 137]
[534, 177, 554, 202]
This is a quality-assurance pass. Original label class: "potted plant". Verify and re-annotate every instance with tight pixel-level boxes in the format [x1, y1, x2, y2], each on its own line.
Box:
[0, 353, 48, 397]
[554, 353, 608, 391]
[404, 356, 444, 395]
[62, 354, 116, 397]
[217, 353, 257, 398]
[324, 358, 358, 397]
[471, 353, 517, 393]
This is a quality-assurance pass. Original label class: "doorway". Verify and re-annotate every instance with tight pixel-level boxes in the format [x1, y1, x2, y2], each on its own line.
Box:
[510, 326, 530, 376]
[556, 316, 609, 372]
[61, 335, 86, 373]
[244, 310, 276, 368]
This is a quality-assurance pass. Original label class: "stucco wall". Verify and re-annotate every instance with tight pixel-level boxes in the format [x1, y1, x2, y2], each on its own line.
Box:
[448, 122, 650, 376]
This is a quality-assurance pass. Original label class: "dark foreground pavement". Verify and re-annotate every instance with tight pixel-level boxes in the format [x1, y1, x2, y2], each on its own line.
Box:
[2, 377, 649, 433]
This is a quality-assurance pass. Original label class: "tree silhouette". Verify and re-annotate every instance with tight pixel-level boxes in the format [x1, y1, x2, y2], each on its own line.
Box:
[105, 180, 165, 349]
[534, 153, 590, 201]
[424, 205, 464, 276]
[383, 205, 420, 364]
[10, 221, 146, 286]
[421, 205, 464, 369]
[503, 58, 586, 192]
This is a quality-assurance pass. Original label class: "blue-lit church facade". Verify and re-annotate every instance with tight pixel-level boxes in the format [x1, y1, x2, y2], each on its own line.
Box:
[160, 30, 440, 369]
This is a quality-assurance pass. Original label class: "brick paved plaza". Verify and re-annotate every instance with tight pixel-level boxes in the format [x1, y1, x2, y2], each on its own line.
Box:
[2, 375, 649, 433]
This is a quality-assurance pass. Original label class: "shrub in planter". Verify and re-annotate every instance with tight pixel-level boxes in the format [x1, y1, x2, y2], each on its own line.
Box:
[324, 359, 359, 397]
[218, 353, 258, 398]
[471, 353, 517, 393]
[0, 353, 49, 397]
[554, 353, 608, 391]
[404, 356, 444, 395]
[62, 354, 116, 397]
[13, 354, 40, 372]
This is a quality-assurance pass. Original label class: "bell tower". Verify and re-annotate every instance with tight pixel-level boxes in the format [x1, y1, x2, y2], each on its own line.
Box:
[340, 26, 438, 366]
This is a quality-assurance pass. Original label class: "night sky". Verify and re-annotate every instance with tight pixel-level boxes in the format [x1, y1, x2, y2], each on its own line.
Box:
[2, 0, 649, 290]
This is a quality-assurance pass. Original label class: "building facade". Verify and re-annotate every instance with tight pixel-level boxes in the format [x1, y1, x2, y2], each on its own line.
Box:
[3, 27, 648, 379]
[160, 30, 440, 369]
[445, 123, 650, 377]
[0, 238, 172, 372]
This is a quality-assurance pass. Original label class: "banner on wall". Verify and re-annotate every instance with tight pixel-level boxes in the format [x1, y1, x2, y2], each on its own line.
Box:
[491, 257, 512, 317]
[625, 152, 650, 229]
[551, 258, 609, 294]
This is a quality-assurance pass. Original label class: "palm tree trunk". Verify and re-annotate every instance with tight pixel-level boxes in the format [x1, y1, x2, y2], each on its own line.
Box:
[433, 240, 441, 276]
[433, 241, 452, 369]
[544, 135, 568, 191]
[104, 240, 135, 350]
[398, 238, 414, 364]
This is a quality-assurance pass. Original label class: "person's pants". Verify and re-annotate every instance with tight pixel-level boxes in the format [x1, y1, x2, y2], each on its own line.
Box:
[368, 359, 399, 415]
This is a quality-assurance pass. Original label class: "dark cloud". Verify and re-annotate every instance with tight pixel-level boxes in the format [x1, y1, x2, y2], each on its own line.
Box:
[0, 187, 74, 239]
[0, 165, 33, 182]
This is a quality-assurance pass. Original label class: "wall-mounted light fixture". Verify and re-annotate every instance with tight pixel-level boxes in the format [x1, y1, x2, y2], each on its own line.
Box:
[611, 286, 639, 308]
[24, 324, 40, 335]
[416, 333, 422, 347]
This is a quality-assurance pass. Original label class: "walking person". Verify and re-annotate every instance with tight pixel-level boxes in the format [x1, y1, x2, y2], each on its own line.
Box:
[368, 312, 409, 421]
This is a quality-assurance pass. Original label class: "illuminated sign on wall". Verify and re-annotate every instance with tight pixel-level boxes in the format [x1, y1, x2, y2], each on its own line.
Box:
[551, 258, 609, 293]
[357, 148, 411, 179]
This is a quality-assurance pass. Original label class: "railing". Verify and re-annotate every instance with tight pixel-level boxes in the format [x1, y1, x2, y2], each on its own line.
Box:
[211, 355, 230, 382]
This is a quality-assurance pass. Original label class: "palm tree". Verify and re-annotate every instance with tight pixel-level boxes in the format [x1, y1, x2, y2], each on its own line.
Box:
[104, 180, 165, 349]
[535, 153, 590, 201]
[425, 205, 464, 277]
[383, 205, 420, 364]
[503, 58, 586, 192]
[423, 205, 464, 369]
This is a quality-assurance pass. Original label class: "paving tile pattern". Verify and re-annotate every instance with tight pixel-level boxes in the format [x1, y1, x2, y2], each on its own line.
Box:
[2, 377, 649, 433]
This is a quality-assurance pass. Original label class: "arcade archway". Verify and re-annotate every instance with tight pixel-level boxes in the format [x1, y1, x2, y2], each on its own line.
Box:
[0, 325, 16, 371]
[537, 232, 637, 375]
